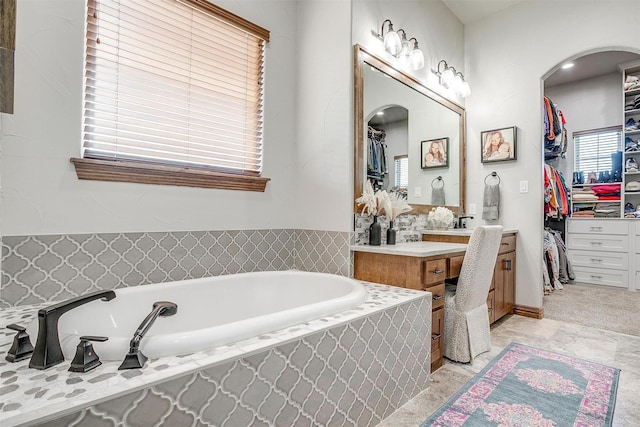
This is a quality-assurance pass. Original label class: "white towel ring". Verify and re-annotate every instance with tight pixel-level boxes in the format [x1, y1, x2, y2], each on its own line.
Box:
[484, 171, 501, 185]
[431, 176, 445, 188]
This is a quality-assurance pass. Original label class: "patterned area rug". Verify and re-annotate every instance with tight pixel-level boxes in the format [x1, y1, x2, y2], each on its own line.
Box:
[421, 342, 619, 426]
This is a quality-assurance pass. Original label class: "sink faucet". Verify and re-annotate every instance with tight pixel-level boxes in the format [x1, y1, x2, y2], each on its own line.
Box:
[29, 290, 116, 370]
[457, 215, 474, 229]
[119, 301, 178, 370]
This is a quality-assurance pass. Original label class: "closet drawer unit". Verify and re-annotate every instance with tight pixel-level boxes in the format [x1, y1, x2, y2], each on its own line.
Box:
[423, 259, 447, 285]
[572, 266, 627, 288]
[498, 234, 517, 254]
[567, 219, 628, 235]
[568, 249, 629, 270]
[566, 233, 628, 253]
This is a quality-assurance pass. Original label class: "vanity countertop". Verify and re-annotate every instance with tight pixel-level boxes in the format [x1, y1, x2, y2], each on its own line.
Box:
[351, 241, 468, 257]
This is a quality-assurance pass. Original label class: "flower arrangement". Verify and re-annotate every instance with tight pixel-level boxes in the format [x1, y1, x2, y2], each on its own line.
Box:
[428, 206, 454, 229]
[356, 182, 412, 219]
[355, 181, 384, 216]
[384, 191, 412, 220]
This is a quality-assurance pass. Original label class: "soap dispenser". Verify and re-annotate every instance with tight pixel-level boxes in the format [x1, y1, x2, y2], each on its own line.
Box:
[68, 336, 108, 373]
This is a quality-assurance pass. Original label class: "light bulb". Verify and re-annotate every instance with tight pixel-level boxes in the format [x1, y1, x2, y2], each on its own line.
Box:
[454, 73, 464, 95]
[441, 67, 455, 88]
[399, 39, 411, 62]
[410, 48, 424, 70]
[459, 81, 471, 98]
[383, 30, 401, 56]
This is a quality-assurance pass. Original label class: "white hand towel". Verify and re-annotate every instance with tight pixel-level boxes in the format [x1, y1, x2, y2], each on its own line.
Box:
[482, 183, 500, 220]
[432, 187, 445, 206]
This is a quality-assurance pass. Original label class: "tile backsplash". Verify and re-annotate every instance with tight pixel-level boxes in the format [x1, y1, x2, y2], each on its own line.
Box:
[353, 213, 428, 245]
[1, 229, 351, 307]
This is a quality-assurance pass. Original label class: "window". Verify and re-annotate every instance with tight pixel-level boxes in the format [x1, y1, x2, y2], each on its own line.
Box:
[573, 127, 622, 174]
[394, 155, 408, 188]
[72, 0, 270, 191]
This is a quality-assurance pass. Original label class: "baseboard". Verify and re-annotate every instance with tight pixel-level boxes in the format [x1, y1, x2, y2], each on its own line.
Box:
[513, 304, 544, 319]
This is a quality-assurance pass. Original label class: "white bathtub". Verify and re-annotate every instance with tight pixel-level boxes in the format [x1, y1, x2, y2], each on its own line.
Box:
[28, 271, 368, 362]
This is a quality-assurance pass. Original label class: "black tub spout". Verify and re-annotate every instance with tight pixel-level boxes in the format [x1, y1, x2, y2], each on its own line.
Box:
[29, 290, 116, 370]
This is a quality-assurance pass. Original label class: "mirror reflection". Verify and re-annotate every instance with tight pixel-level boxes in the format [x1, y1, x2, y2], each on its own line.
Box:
[355, 46, 465, 215]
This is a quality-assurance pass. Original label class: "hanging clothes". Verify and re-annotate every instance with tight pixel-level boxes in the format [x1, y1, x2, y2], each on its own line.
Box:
[367, 126, 388, 190]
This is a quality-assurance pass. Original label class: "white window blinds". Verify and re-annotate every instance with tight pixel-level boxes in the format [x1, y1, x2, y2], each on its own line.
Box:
[574, 128, 622, 174]
[83, 0, 269, 174]
[394, 156, 408, 188]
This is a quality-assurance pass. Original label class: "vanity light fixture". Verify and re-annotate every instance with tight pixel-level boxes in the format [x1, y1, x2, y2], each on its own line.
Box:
[380, 19, 401, 56]
[435, 60, 471, 98]
[376, 20, 425, 70]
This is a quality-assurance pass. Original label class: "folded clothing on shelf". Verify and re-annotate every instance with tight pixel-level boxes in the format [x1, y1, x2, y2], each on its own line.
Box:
[626, 180, 640, 191]
[625, 75, 640, 91]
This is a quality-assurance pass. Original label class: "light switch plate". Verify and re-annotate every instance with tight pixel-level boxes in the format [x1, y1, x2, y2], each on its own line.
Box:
[519, 181, 529, 193]
[468, 203, 476, 215]
[414, 187, 421, 197]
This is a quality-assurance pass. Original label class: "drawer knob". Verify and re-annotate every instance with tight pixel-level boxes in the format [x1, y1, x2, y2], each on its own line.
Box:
[590, 275, 602, 279]
[590, 242, 603, 245]
[433, 268, 445, 274]
[590, 226, 603, 231]
[431, 334, 441, 340]
[590, 258, 603, 263]
[433, 295, 444, 301]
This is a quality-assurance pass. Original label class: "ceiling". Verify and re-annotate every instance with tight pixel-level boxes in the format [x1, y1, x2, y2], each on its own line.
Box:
[441, 1, 640, 87]
[441, 0, 524, 25]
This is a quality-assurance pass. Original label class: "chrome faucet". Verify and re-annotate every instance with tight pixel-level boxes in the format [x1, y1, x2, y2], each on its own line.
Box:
[29, 290, 116, 370]
[119, 301, 178, 370]
[457, 215, 474, 229]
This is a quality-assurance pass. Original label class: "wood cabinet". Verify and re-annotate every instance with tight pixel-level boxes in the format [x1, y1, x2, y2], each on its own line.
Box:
[353, 249, 465, 373]
[422, 231, 517, 325]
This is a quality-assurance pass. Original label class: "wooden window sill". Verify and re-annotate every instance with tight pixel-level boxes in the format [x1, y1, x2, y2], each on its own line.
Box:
[71, 158, 270, 192]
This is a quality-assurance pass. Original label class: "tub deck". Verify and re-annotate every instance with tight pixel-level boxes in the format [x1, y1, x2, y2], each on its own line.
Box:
[0, 282, 430, 427]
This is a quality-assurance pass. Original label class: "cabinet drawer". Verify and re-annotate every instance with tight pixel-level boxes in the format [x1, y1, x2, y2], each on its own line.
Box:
[567, 233, 628, 252]
[487, 289, 495, 324]
[498, 234, 517, 254]
[567, 219, 628, 235]
[423, 259, 447, 285]
[573, 266, 627, 288]
[568, 249, 628, 270]
[448, 255, 464, 278]
[426, 283, 445, 309]
[431, 307, 444, 363]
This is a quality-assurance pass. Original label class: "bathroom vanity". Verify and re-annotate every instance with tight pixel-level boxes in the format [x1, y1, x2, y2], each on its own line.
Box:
[352, 230, 517, 372]
[422, 229, 517, 324]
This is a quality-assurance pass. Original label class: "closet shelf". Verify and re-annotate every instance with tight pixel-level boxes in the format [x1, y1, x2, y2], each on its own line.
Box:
[625, 108, 640, 115]
[625, 87, 640, 96]
[572, 182, 622, 187]
[626, 130, 640, 137]
[572, 200, 620, 204]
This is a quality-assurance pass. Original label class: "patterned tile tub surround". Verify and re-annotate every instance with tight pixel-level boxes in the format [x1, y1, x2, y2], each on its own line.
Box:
[0, 283, 432, 427]
[1, 229, 351, 307]
[354, 213, 429, 245]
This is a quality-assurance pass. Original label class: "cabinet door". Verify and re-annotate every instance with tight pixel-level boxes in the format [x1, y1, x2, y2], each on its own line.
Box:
[494, 251, 515, 321]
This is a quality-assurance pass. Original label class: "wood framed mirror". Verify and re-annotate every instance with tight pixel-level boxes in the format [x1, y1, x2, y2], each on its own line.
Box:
[353, 44, 466, 215]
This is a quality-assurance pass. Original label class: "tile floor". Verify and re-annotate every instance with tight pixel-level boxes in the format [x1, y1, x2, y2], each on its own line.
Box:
[377, 314, 640, 427]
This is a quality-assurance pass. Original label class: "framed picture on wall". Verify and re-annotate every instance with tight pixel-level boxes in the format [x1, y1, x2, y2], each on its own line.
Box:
[421, 137, 449, 169]
[481, 126, 517, 163]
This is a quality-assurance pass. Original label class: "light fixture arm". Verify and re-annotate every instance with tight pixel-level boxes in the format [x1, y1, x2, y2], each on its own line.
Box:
[380, 19, 394, 37]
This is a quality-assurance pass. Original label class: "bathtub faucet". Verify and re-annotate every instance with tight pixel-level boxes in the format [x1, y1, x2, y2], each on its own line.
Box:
[119, 301, 178, 370]
[29, 290, 117, 370]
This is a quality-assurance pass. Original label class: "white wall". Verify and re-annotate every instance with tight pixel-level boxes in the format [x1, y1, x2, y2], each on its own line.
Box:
[464, 0, 640, 308]
[293, 0, 353, 232]
[1, 0, 298, 236]
[545, 72, 623, 178]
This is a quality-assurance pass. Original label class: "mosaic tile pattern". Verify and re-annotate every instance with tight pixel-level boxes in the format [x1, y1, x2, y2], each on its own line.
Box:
[1, 229, 354, 307]
[354, 213, 428, 245]
[36, 297, 431, 427]
[294, 230, 351, 277]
